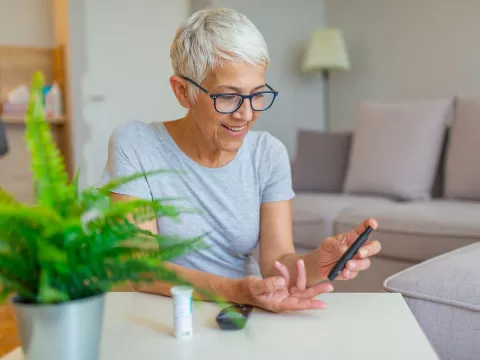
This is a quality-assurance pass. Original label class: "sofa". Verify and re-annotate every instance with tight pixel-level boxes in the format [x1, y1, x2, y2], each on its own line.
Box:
[289, 96, 480, 293]
[383, 242, 480, 360]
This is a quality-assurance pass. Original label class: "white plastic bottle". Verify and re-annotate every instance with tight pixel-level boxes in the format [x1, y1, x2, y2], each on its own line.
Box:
[171, 286, 194, 339]
[49, 82, 63, 118]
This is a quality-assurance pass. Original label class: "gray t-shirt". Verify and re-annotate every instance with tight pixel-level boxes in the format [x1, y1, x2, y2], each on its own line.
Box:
[98, 121, 295, 279]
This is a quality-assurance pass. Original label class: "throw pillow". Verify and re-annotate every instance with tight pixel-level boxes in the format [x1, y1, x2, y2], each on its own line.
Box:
[343, 98, 453, 200]
[444, 96, 480, 200]
[291, 130, 352, 193]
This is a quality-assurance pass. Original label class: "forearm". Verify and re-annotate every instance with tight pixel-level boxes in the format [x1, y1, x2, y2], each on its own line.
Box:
[132, 262, 244, 304]
[264, 251, 326, 287]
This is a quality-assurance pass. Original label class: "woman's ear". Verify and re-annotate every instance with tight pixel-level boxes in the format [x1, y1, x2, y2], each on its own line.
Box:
[170, 75, 191, 109]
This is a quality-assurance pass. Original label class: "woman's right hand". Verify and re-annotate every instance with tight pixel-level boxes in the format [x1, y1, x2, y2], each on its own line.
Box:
[236, 259, 334, 313]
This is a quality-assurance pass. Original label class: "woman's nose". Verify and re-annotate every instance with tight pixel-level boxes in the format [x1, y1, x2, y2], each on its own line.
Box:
[233, 98, 253, 121]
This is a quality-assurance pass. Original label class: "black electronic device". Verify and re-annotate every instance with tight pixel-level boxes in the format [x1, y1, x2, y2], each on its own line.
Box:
[215, 304, 253, 330]
[327, 226, 374, 281]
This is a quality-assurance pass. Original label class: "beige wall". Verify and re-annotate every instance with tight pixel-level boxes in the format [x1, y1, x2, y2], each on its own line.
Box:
[0, 0, 54, 47]
[327, 0, 480, 131]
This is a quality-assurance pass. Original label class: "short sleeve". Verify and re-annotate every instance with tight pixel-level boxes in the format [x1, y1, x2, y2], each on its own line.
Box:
[96, 122, 153, 200]
[261, 134, 296, 203]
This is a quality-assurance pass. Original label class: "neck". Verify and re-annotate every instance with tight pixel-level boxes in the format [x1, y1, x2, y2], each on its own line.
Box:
[164, 112, 237, 168]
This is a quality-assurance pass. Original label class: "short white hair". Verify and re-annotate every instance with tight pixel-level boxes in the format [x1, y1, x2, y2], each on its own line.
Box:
[170, 8, 270, 102]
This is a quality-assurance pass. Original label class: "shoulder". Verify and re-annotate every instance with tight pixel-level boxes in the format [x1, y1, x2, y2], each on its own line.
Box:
[106, 121, 169, 169]
[108, 120, 168, 156]
[109, 120, 159, 144]
[245, 130, 289, 160]
[243, 130, 291, 179]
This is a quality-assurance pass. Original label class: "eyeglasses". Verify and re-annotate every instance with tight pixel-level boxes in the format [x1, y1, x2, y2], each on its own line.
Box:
[181, 76, 278, 114]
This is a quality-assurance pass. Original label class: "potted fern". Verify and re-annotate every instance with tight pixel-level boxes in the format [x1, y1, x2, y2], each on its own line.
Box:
[0, 72, 204, 360]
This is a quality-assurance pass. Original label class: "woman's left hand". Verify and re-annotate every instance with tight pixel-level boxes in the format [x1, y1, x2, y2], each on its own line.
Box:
[307, 218, 382, 281]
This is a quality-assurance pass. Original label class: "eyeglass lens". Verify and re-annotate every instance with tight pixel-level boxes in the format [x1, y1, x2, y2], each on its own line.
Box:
[215, 92, 275, 113]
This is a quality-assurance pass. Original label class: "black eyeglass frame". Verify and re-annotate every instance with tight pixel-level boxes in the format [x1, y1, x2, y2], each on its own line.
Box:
[180, 75, 279, 114]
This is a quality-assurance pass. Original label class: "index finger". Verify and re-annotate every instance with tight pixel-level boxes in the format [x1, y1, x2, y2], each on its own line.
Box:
[354, 218, 378, 236]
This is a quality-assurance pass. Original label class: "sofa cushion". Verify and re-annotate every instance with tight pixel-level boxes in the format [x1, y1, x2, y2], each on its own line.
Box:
[335, 200, 480, 262]
[445, 96, 480, 200]
[291, 130, 352, 193]
[292, 193, 393, 248]
[383, 242, 480, 360]
[343, 98, 453, 201]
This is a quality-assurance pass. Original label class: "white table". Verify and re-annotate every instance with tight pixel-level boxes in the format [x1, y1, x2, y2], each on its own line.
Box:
[3, 292, 439, 359]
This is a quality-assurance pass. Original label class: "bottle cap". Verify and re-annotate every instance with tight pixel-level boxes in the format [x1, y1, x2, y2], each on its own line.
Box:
[171, 286, 193, 297]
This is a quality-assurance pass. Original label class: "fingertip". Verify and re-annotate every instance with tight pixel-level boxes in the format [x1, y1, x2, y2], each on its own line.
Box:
[368, 218, 378, 230]
[314, 300, 327, 309]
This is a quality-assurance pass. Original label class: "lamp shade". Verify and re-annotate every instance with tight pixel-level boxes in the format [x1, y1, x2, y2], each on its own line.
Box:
[302, 28, 351, 72]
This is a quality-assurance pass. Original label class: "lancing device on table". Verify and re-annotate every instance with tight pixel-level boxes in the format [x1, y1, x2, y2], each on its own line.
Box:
[327, 226, 374, 281]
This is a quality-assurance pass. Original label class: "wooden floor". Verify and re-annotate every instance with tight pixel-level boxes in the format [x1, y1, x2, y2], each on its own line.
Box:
[0, 304, 20, 358]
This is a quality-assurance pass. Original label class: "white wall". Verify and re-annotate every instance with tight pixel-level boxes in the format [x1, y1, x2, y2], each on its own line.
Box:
[67, 0, 190, 189]
[327, 0, 480, 131]
[0, 0, 54, 47]
[193, 0, 327, 155]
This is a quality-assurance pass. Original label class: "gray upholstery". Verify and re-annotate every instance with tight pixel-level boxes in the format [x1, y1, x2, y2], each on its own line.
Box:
[292, 130, 352, 193]
[383, 242, 480, 360]
[292, 193, 393, 248]
[444, 96, 480, 200]
[343, 98, 453, 201]
[334, 200, 480, 261]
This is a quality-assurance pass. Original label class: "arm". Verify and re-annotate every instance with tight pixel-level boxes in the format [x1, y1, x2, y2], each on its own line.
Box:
[109, 192, 247, 304]
[259, 200, 325, 287]
[259, 199, 382, 287]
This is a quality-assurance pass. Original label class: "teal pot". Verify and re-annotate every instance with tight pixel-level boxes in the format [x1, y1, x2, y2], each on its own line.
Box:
[12, 293, 105, 360]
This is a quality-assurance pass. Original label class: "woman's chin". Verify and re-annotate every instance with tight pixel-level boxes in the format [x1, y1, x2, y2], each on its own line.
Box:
[217, 138, 244, 153]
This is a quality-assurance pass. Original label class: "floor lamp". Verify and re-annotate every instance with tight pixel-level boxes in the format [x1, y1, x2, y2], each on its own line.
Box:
[302, 28, 351, 131]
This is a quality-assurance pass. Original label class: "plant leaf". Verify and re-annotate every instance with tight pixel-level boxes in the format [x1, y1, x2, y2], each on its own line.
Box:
[38, 270, 70, 303]
[24, 71, 72, 213]
[71, 168, 80, 200]
[0, 203, 63, 231]
[0, 287, 12, 304]
[0, 187, 18, 205]
[95, 169, 181, 194]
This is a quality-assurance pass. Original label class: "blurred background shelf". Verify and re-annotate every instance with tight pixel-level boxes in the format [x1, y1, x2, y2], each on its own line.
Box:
[0, 44, 71, 204]
[1, 114, 66, 125]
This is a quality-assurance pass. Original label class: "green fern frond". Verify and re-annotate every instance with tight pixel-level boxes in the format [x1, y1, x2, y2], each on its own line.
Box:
[95, 169, 180, 195]
[0, 269, 36, 301]
[38, 270, 70, 303]
[0, 287, 12, 304]
[24, 71, 72, 213]
[71, 168, 80, 199]
[0, 71, 211, 305]
[0, 204, 63, 232]
[0, 187, 18, 205]
[104, 198, 183, 221]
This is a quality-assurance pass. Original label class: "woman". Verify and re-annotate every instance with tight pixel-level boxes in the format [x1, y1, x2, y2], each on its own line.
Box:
[100, 8, 381, 313]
